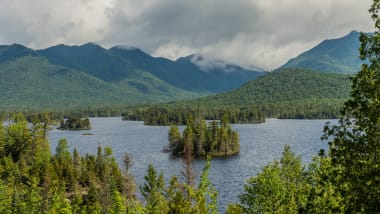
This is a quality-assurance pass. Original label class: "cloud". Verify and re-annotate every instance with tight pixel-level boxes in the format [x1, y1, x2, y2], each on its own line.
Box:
[0, 0, 113, 48]
[0, 0, 374, 69]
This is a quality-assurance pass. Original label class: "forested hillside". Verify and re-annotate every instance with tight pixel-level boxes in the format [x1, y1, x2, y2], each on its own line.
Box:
[0, 55, 201, 111]
[281, 31, 362, 74]
[38, 43, 263, 93]
[176, 68, 352, 118]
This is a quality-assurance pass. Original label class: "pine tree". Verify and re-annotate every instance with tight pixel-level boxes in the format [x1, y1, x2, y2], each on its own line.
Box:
[140, 164, 168, 213]
[168, 125, 181, 152]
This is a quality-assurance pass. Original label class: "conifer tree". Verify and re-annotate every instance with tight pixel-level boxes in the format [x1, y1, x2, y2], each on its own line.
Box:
[140, 164, 168, 213]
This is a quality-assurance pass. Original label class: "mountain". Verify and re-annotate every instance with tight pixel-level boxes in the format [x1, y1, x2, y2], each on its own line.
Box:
[0, 43, 263, 111]
[173, 54, 264, 92]
[281, 31, 363, 74]
[0, 44, 206, 111]
[39, 44, 263, 93]
[178, 68, 352, 118]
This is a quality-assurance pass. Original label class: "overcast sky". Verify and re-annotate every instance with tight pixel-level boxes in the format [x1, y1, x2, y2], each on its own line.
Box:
[0, 0, 374, 70]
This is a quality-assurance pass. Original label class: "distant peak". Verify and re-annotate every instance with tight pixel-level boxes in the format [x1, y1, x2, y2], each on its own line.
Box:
[9, 43, 30, 50]
[84, 42, 99, 46]
[347, 30, 361, 37]
[111, 45, 140, 51]
[81, 42, 104, 49]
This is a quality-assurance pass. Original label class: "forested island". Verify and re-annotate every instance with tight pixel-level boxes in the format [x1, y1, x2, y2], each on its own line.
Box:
[122, 106, 264, 125]
[58, 117, 91, 130]
[168, 115, 240, 157]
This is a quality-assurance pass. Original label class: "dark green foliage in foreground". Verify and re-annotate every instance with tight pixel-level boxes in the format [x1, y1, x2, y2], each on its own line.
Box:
[122, 106, 264, 125]
[239, 145, 309, 213]
[321, 3, 380, 212]
[0, 114, 138, 213]
[59, 117, 91, 130]
[168, 116, 240, 157]
[0, 113, 220, 213]
[231, 146, 345, 214]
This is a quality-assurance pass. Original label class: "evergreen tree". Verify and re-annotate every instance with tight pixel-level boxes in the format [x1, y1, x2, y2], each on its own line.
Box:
[168, 125, 181, 151]
[140, 164, 168, 213]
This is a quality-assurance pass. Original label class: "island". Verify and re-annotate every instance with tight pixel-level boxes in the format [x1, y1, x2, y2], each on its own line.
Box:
[168, 115, 239, 157]
[58, 117, 91, 130]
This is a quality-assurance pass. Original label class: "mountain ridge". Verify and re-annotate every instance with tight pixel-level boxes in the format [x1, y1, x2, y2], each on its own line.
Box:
[280, 31, 363, 74]
[0, 43, 263, 111]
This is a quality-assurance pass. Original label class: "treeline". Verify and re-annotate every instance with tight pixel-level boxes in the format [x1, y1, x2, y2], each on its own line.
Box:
[168, 115, 239, 157]
[0, 98, 344, 123]
[260, 99, 346, 119]
[122, 106, 265, 125]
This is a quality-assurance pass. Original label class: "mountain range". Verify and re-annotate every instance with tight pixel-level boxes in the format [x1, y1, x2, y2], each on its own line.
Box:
[0, 43, 262, 111]
[0, 31, 365, 111]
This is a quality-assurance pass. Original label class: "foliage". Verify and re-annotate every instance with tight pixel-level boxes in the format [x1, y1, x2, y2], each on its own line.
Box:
[304, 156, 344, 213]
[0, 114, 138, 213]
[321, 1, 380, 212]
[140, 164, 168, 213]
[239, 145, 309, 213]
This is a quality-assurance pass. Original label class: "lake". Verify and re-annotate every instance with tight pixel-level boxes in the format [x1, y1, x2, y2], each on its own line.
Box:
[48, 117, 332, 211]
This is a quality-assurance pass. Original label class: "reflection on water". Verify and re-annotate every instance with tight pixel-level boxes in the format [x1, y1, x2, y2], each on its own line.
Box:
[48, 117, 332, 211]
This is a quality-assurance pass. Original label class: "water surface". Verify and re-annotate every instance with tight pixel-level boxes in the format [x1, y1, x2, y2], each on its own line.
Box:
[49, 117, 331, 211]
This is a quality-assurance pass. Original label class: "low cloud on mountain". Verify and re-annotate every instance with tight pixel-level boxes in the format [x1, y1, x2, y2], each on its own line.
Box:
[0, 0, 373, 69]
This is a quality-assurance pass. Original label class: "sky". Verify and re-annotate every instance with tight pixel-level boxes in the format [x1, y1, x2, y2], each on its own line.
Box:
[0, 0, 374, 70]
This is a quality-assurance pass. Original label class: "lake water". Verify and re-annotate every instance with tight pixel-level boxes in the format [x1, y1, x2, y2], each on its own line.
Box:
[48, 117, 332, 211]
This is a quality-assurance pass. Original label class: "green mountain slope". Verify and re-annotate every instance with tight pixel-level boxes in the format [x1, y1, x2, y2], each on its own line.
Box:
[281, 31, 363, 74]
[0, 55, 202, 111]
[39, 44, 263, 93]
[178, 68, 352, 118]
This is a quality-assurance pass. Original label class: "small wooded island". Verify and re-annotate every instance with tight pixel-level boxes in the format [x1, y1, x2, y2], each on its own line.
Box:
[58, 117, 91, 130]
[168, 115, 240, 157]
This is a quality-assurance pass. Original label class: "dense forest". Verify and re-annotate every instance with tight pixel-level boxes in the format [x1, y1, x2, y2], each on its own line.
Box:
[168, 115, 240, 157]
[178, 68, 352, 119]
[122, 106, 264, 125]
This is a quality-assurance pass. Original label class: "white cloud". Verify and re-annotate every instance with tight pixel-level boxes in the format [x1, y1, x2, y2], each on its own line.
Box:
[0, 0, 374, 69]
